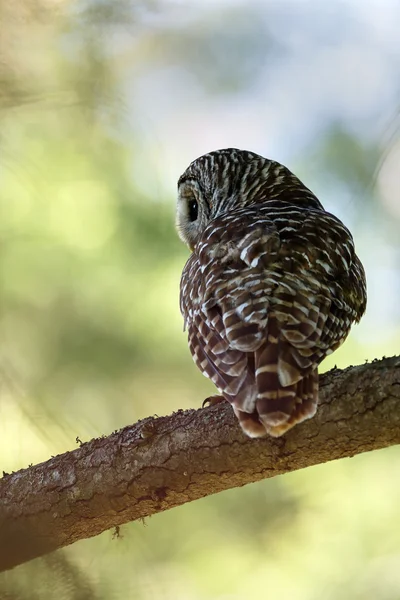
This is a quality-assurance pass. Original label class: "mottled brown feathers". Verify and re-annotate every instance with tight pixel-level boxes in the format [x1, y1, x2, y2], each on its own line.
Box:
[177, 149, 367, 438]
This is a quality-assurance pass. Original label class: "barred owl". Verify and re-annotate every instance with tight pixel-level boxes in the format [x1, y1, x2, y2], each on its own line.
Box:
[176, 148, 366, 438]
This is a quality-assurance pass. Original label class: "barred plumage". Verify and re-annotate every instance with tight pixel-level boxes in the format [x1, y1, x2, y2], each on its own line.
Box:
[176, 148, 367, 438]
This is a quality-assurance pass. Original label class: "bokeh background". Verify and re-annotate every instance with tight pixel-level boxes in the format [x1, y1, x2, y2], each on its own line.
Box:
[1, 0, 400, 598]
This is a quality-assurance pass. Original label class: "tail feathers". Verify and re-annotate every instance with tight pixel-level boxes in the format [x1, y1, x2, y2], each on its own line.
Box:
[193, 308, 319, 439]
[250, 315, 318, 435]
[253, 317, 299, 427]
[235, 369, 318, 438]
[263, 369, 318, 437]
[233, 407, 266, 438]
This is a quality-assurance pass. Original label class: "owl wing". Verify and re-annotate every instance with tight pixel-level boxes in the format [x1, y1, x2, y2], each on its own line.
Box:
[180, 249, 256, 407]
[180, 202, 366, 437]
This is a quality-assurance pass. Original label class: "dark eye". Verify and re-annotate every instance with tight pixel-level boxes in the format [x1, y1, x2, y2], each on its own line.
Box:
[188, 198, 198, 222]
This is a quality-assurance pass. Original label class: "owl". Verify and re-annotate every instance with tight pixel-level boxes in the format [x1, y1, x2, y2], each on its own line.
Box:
[176, 148, 366, 438]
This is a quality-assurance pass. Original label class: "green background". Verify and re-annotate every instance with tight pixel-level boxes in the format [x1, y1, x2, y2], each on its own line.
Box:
[1, 1, 399, 598]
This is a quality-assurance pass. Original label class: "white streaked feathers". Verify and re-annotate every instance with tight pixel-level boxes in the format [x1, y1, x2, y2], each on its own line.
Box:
[177, 148, 367, 438]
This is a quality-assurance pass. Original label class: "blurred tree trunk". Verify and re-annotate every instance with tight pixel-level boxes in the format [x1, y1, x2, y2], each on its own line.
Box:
[0, 355, 399, 572]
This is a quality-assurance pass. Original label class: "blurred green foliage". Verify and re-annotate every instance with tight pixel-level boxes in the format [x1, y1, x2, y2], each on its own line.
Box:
[0, 1, 399, 599]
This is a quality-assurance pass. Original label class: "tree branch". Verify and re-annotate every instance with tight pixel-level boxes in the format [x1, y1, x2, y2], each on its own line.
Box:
[1, 356, 399, 572]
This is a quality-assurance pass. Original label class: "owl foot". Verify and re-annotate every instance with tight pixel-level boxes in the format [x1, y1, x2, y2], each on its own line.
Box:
[202, 395, 227, 408]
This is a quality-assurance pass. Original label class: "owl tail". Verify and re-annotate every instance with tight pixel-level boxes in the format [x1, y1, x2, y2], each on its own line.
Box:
[235, 317, 319, 438]
[255, 368, 319, 437]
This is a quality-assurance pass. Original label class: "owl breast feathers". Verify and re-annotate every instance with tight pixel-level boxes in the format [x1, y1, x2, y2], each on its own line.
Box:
[176, 148, 367, 438]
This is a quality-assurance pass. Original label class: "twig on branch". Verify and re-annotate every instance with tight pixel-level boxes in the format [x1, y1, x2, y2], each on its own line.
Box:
[0, 355, 399, 572]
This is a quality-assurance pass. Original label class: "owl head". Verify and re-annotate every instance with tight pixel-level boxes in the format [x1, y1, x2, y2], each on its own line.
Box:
[176, 148, 322, 250]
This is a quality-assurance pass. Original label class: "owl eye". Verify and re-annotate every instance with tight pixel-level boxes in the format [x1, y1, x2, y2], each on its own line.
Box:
[188, 198, 198, 222]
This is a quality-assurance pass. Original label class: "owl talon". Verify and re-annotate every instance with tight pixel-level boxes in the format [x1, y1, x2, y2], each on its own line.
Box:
[202, 395, 227, 408]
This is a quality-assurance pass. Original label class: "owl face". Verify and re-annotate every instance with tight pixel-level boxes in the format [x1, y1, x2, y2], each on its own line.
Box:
[175, 176, 212, 251]
[176, 148, 270, 250]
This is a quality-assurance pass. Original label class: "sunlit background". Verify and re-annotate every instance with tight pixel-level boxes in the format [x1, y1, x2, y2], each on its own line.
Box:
[1, 0, 400, 598]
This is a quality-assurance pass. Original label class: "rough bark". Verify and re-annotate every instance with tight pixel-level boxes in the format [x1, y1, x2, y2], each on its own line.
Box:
[0, 356, 399, 572]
